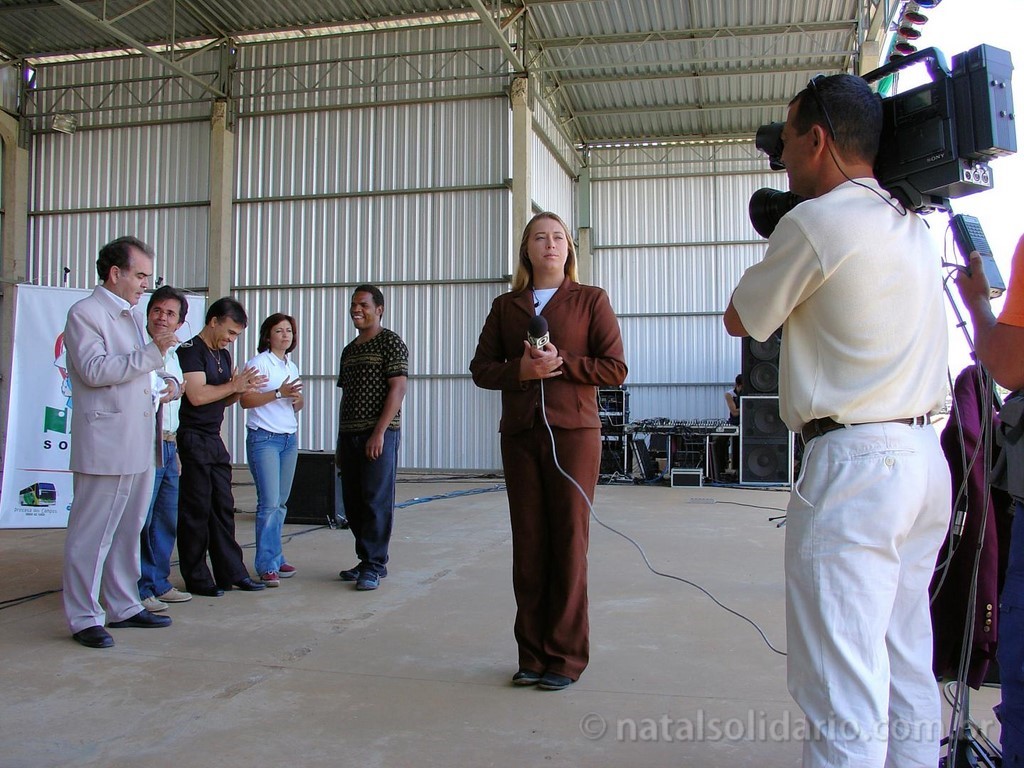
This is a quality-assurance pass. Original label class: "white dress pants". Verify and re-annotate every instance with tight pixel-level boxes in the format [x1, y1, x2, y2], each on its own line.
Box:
[786, 422, 950, 768]
[63, 469, 154, 633]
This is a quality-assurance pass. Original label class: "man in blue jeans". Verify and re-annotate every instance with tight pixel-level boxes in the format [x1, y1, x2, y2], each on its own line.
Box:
[335, 285, 408, 591]
[138, 285, 193, 612]
[957, 238, 1024, 763]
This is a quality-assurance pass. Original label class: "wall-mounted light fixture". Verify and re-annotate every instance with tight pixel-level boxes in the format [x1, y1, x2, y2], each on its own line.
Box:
[51, 113, 78, 134]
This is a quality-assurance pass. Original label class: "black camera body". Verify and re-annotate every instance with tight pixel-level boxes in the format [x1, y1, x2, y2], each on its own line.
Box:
[873, 45, 1015, 211]
[750, 44, 1016, 237]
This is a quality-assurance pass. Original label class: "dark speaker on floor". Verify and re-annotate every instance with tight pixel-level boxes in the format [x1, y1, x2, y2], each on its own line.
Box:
[740, 396, 793, 486]
[285, 451, 337, 525]
[741, 328, 782, 396]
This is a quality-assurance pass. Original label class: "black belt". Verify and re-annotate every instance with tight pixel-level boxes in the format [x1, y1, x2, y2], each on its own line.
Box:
[801, 414, 930, 443]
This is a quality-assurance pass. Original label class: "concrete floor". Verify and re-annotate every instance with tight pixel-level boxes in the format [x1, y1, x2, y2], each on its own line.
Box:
[0, 478, 1001, 768]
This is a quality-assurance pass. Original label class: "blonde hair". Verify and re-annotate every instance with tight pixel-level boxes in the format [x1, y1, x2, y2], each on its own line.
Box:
[511, 211, 578, 292]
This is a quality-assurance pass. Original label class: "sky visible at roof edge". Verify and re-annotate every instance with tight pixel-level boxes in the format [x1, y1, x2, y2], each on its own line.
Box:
[891, 0, 1023, 373]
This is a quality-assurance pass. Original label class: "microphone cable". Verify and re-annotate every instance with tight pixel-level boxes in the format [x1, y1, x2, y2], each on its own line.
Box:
[536, 376, 787, 656]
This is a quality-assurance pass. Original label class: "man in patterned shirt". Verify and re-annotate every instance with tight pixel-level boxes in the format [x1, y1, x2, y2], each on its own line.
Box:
[335, 284, 408, 591]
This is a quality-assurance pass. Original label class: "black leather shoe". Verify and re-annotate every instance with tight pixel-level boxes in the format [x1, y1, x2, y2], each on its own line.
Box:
[109, 609, 172, 628]
[511, 669, 542, 686]
[191, 585, 225, 597]
[537, 672, 575, 691]
[72, 626, 114, 648]
[232, 577, 267, 592]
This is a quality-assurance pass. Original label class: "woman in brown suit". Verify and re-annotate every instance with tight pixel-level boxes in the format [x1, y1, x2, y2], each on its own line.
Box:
[471, 212, 627, 690]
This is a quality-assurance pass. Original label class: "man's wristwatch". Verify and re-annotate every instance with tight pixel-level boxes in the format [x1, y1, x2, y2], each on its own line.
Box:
[275, 389, 282, 399]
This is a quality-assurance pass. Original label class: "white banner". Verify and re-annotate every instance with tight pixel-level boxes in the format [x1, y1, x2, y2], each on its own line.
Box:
[0, 284, 204, 528]
[1, 285, 89, 528]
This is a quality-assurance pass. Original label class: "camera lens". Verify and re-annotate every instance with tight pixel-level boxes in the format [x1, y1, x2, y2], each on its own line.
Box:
[748, 188, 805, 239]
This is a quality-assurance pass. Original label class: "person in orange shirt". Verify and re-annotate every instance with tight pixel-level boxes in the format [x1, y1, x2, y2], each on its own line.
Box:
[957, 233, 1024, 763]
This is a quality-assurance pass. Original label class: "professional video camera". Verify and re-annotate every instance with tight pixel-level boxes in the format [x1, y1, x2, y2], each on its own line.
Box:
[749, 44, 1016, 238]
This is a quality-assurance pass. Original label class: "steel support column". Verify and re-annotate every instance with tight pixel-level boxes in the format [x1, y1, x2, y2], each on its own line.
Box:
[510, 75, 532, 270]
[576, 164, 593, 284]
[208, 100, 233, 301]
[0, 109, 30, 471]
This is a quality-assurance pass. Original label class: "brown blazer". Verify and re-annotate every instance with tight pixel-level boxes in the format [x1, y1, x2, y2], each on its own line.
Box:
[470, 277, 627, 434]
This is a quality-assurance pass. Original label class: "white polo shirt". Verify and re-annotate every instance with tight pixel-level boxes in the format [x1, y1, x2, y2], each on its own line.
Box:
[244, 350, 300, 435]
[731, 179, 948, 432]
[159, 350, 183, 434]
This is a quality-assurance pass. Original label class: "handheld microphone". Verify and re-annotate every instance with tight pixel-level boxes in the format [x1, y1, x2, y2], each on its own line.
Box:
[527, 315, 550, 349]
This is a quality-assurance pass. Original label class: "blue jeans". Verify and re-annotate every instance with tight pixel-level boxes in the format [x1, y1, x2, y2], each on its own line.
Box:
[336, 429, 399, 576]
[138, 440, 179, 599]
[1000, 500, 1024, 764]
[247, 428, 299, 576]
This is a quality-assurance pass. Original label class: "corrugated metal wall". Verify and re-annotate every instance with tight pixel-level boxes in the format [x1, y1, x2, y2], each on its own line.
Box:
[23, 48, 218, 292]
[17, 24, 784, 469]
[531, 93, 580, 220]
[21, 24, 514, 472]
[225, 24, 512, 470]
[589, 142, 780, 421]
[28, 121, 211, 292]
[27, 54, 215, 127]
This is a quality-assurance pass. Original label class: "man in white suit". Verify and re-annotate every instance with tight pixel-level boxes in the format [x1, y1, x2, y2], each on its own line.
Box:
[62, 236, 181, 648]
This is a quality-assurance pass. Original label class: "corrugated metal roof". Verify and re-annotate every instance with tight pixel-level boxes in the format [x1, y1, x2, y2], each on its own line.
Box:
[526, 0, 870, 143]
[0, 1, 891, 145]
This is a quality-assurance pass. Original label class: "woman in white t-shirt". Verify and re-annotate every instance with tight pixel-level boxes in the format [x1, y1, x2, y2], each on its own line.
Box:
[241, 313, 305, 587]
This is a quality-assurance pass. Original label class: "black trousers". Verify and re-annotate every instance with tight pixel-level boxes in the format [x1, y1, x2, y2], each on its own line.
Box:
[176, 429, 248, 590]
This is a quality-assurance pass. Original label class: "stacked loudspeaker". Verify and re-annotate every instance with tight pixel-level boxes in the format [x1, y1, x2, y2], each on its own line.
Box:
[740, 330, 794, 486]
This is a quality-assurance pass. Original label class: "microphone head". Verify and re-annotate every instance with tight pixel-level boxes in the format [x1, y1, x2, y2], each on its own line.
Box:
[527, 314, 550, 349]
[528, 315, 549, 338]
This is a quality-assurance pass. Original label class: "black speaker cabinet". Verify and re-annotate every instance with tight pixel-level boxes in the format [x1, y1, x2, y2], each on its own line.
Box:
[740, 396, 793, 486]
[285, 451, 337, 525]
[742, 328, 782, 396]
